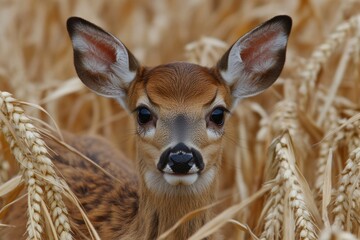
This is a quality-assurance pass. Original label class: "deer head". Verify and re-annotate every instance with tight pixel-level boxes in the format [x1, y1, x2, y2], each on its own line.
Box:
[67, 16, 292, 196]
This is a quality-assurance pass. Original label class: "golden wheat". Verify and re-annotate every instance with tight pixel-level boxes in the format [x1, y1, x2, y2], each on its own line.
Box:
[0, 146, 9, 184]
[341, 116, 360, 153]
[0, 91, 72, 240]
[314, 108, 340, 200]
[319, 227, 357, 240]
[333, 147, 360, 231]
[260, 133, 318, 240]
[298, 14, 360, 111]
[185, 37, 228, 67]
[1, 1, 360, 239]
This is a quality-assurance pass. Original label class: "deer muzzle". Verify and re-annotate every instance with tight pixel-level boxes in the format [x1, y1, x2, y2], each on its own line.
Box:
[158, 142, 204, 175]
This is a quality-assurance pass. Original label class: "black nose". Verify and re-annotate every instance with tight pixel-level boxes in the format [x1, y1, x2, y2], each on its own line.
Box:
[168, 143, 194, 174]
[158, 143, 204, 174]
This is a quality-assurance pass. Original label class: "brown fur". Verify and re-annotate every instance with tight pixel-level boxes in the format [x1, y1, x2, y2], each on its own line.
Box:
[2, 133, 139, 239]
[125, 63, 228, 239]
[4, 14, 291, 239]
[3, 63, 227, 240]
[2, 60, 286, 239]
[128, 63, 232, 111]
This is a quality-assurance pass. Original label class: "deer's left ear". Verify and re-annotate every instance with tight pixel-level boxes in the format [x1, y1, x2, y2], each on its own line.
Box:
[217, 15, 292, 105]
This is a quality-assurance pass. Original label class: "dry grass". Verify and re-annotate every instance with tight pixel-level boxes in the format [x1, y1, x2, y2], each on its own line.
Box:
[1, 0, 360, 239]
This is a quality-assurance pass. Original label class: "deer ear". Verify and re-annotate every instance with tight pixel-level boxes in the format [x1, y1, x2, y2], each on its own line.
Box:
[217, 15, 292, 104]
[66, 17, 140, 109]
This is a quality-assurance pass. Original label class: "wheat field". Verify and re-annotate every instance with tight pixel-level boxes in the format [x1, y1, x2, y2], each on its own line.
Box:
[0, 0, 360, 239]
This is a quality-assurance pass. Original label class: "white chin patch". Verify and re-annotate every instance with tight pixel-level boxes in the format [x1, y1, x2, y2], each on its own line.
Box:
[163, 173, 198, 186]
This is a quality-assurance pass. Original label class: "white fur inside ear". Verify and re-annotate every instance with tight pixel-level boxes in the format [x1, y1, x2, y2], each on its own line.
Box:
[112, 46, 136, 84]
[248, 33, 288, 73]
[72, 30, 136, 87]
[221, 31, 287, 86]
[72, 35, 108, 72]
[219, 21, 289, 100]
[220, 43, 244, 86]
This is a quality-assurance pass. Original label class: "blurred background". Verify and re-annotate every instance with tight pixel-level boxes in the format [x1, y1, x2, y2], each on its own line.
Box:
[1, 0, 360, 239]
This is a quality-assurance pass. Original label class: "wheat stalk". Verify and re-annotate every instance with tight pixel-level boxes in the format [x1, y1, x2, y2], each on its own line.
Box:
[319, 227, 357, 240]
[0, 144, 10, 184]
[0, 91, 72, 240]
[185, 37, 228, 67]
[259, 183, 285, 240]
[341, 117, 360, 153]
[298, 14, 360, 110]
[1, 1, 360, 239]
[315, 108, 341, 197]
[333, 147, 360, 231]
[260, 133, 318, 240]
[270, 100, 300, 137]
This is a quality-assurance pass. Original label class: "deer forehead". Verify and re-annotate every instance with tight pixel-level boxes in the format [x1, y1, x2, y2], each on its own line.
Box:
[138, 63, 231, 110]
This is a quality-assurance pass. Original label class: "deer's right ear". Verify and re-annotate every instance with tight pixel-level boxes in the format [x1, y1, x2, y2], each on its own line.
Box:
[66, 17, 139, 109]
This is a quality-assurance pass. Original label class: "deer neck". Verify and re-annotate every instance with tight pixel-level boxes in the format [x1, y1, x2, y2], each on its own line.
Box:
[132, 163, 218, 239]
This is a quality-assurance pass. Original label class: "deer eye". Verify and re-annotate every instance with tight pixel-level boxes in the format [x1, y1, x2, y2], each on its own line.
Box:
[210, 107, 225, 126]
[137, 107, 152, 125]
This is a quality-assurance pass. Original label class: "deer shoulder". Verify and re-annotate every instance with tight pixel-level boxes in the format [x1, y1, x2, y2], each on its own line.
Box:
[3, 133, 139, 239]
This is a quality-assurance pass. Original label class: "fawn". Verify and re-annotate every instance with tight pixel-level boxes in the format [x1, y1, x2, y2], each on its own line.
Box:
[4, 15, 291, 239]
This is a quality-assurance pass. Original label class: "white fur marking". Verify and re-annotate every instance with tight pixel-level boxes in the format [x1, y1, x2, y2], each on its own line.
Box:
[144, 167, 217, 195]
[144, 127, 155, 137]
[207, 129, 221, 140]
[163, 164, 174, 174]
[163, 173, 198, 186]
[163, 164, 199, 174]
[188, 164, 200, 174]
